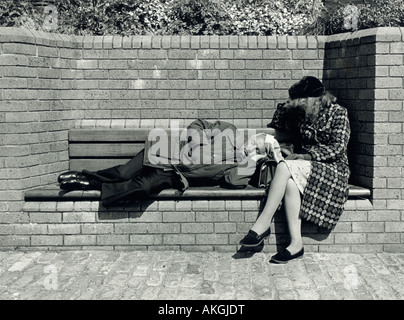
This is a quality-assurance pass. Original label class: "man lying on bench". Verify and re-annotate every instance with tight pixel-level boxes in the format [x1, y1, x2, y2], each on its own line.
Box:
[58, 118, 287, 207]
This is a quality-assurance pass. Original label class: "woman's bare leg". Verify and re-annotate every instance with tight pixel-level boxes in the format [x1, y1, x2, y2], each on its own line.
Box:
[284, 178, 303, 254]
[250, 161, 292, 235]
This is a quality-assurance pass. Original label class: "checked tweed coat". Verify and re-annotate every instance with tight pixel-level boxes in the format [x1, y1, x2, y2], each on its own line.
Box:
[269, 102, 351, 230]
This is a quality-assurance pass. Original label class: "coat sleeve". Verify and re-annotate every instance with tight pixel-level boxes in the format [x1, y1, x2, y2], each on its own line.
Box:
[267, 103, 288, 131]
[267, 103, 300, 144]
[305, 106, 350, 162]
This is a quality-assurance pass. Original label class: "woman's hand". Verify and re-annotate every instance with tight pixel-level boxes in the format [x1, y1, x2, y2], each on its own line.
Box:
[285, 153, 311, 160]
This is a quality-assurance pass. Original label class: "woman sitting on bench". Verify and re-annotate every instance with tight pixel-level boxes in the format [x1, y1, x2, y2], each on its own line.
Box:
[239, 76, 351, 264]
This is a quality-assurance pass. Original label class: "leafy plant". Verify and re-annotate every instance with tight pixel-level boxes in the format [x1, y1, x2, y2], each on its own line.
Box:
[305, 0, 404, 35]
[105, 0, 170, 35]
[0, 0, 37, 27]
[358, 0, 404, 29]
[55, 0, 112, 35]
[226, 1, 275, 35]
[166, 0, 231, 35]
[0, 0, 402, 36]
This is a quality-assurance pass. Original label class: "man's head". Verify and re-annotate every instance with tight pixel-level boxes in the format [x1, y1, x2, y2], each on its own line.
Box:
[245, 133, 267, 162]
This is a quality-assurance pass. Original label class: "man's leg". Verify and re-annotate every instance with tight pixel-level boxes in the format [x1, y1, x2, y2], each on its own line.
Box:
[84, 149, 146, 182]
[100, 168, 175, 206]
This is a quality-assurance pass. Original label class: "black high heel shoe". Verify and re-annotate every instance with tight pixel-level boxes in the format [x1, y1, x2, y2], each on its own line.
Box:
[239, 227, 271, 247]
[58, 171, 87, 183]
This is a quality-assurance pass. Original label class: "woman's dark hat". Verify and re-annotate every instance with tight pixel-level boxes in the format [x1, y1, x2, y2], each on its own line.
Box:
[288, 76, 325, 100]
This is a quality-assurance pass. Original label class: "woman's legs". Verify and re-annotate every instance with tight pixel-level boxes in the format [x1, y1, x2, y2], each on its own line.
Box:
[250, 161, 292, 235]
[284, 178, 303, 254]
[249, 161, 304, 254]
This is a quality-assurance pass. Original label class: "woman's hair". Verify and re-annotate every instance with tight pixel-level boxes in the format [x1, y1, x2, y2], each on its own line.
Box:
[318, 91, 337, 107]
[286, 91, 337, 125]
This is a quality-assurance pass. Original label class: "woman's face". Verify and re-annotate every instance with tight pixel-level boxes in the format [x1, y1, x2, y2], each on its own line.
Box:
[289, 97, 308, 108]
[288, 97, 320, 122]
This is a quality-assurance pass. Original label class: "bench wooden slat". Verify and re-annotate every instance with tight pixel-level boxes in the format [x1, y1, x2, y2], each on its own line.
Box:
[69, 143, 144, 158]
[69, 128, 277, 143]
[25, 184, 371, 202]
[69, 129, 152, 142]
[70, 159, 131, 171]
[24, 185, 266, 201]
[25, 186, 99, 201]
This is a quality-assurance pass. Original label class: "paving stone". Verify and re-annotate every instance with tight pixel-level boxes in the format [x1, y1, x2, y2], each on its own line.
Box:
[0, 250, 403, 301]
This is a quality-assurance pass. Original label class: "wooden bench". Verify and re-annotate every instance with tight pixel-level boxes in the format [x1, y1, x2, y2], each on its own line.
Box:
[24, 127, 371, 203]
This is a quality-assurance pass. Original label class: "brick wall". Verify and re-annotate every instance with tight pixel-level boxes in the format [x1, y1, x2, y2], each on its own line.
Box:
[324, 28, 404, 233]
[0, 27, 325, 215]
[323, 28, 404, 252]
[0, 27, 403, 252]
[12, 198, 372, 253]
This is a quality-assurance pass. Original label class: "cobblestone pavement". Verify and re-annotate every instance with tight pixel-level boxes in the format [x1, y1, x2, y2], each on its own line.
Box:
[0, 250, 403, 300]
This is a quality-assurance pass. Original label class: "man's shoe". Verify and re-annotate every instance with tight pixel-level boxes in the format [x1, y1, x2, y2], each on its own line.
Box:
[58, 171, 87, 183]
[270, 247, 304, 264]
[60, 177, 91, 191]
[239, 227, 271, 247]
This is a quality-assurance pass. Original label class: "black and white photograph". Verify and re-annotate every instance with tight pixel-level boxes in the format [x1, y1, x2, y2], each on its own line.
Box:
[0, 0, 403, 308]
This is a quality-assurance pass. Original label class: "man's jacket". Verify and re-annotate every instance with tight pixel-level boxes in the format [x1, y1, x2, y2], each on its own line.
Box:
[143, 119, 253, 189]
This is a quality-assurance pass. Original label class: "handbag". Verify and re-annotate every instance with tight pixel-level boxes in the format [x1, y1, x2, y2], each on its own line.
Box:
[257, 158, 277, 188]
[250, 142, 294, 189]
[249, 157, 277, 188]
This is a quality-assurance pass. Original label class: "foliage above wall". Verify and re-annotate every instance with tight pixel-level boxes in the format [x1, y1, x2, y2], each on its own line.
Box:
[0, 0, 403, 36]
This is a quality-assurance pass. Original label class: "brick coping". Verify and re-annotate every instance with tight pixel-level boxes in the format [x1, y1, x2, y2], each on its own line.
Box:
[1, 27, 403, 49]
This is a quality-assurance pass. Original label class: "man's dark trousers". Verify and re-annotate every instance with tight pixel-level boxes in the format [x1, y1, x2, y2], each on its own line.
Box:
[83, 149, 176, 206]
